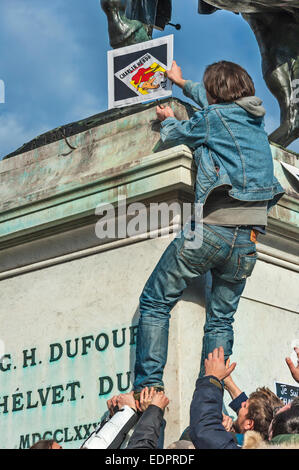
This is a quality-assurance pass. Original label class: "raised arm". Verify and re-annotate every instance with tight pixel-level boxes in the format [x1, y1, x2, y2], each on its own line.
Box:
[166, 60, 209, 108]
[156, 105, 207, 149]
[183, 80, 209, 108]
[190, 347, 238, 449]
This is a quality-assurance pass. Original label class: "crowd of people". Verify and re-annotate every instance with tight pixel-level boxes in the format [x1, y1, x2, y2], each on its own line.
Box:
[31, 346, 299, 450]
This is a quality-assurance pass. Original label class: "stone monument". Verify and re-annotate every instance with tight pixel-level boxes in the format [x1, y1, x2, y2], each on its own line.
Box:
[0, 97, 298, 448]
[0, 1, 298, 450]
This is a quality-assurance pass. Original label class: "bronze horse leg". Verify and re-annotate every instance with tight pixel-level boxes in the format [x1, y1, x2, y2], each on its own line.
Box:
[243, 11, 299, 146]
[101, 0, 152, 49]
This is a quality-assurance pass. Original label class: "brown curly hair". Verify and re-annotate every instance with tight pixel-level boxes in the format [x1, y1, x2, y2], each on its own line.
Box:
[203, 61, 255, 103]
[247, 387, 284, 440]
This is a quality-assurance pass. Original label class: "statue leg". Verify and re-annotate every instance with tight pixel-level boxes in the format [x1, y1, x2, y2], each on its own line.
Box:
[267, 60, 299, 147]
[244, 12, 299, 147]
[101, 0, 153, 49]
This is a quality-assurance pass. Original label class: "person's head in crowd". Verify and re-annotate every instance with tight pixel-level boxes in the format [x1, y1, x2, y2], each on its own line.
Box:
[30, 439, 62, 449]
[269, 397, 299, 440]
[167, 440, 195, 449]
[234, 387, 284, 439]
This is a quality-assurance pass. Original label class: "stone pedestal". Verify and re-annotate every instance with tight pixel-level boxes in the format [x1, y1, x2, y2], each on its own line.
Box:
[0, 99, 298, 448]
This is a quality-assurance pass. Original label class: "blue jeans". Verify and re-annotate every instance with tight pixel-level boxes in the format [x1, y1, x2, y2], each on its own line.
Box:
[133, 223, 257, 391]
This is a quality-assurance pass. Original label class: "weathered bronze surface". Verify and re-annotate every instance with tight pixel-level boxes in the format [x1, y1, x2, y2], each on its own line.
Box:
[199, 1, 299, 147]
[199, 1, 299, 14]
[101, 0, 299, 147]
[100, 0, 152, 49]
[126, 0, 171, 30]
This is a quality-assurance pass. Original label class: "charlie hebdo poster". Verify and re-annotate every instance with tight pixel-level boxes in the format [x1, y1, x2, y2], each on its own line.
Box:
[108, 35, 173, 109]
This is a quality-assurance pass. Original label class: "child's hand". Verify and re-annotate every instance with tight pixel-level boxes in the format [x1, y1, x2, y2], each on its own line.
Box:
[156, 105, 175, 122]
[166, 60, 186, 88]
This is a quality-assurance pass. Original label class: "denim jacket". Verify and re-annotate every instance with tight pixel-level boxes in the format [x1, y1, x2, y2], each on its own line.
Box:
[160, 80, 285, 210]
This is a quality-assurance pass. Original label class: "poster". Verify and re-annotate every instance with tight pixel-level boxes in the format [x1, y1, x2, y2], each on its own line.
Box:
[275, 382, 299, 405]
[108, 35, 173, 109]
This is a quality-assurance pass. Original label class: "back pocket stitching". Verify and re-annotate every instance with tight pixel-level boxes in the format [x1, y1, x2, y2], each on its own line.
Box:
[234, 252, 257, 280]
[179, 244, 221, 267]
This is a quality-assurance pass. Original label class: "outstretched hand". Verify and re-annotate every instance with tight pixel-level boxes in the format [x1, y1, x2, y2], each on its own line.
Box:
[204, 347, 237, 381]
[166, 60, 186, 88]
[223, 359, 234, 388]
[286, 347, 299, 383]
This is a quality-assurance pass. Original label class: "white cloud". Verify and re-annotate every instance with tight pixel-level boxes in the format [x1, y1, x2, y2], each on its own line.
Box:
[0, 112, 49, 159]
[69, 91, 106, 121]
[0, 0, 105, 158]
[1, 1, 80, 53]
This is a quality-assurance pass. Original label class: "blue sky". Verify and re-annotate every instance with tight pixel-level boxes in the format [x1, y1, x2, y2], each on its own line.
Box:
[0, 0, 298, 159]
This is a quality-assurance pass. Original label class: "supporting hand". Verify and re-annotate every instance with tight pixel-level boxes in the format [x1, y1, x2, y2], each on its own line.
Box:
[151, 391, 169, 410]
[224, 359, 242, 399]
[116, 391, 137, 411]
[156, 104, 175, 122]
[107, 395, 118, 416]
[136, 386, 155, 412]
[204, 347, 237, 381]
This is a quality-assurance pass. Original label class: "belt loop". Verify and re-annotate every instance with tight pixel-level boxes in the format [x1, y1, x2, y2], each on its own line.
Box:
[229, 226, 239, 255]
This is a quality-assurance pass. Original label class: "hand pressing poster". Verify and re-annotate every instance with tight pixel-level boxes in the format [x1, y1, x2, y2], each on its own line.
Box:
[108, 35, 173, 109]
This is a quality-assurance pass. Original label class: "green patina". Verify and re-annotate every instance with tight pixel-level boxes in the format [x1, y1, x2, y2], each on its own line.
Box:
[0, 99, 297, 246]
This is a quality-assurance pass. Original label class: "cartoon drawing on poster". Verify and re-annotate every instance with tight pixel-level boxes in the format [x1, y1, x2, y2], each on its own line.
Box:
[108, 35, 173, 109]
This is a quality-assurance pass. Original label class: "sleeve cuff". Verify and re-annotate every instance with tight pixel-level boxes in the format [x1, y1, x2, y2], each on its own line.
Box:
[201, 375, 223, 391]
[183, 80, 194, 97]
[160, 117, 177, 127]
[229, 392, 248, 413]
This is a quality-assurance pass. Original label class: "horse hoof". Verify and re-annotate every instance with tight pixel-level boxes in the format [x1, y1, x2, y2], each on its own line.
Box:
[269, 121, 299, 148]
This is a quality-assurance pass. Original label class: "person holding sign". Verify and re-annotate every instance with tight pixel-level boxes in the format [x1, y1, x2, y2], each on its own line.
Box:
[133, 60, 285, 394]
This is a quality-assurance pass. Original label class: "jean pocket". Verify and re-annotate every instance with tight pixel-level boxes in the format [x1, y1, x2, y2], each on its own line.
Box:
[179, 236, 221, 268]
[234, 251, 258, 281]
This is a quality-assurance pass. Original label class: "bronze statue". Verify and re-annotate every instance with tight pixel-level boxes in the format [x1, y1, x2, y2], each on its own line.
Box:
[100, 0, 152, 49]
[198, 1, 299, 147]
[100, 0, 299, 147]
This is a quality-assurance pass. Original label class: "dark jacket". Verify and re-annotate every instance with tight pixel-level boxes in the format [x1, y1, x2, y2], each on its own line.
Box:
[229, 392, 248, 414]
[126, 405, 164, 449]
[190, 375, 239, 449]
